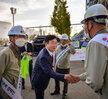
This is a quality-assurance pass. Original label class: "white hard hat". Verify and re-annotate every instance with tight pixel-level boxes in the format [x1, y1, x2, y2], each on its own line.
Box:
[60, 34, 68, 40]
[83, 37, 86, 40]
[81, 4, 108, 24]
[8, 25, 26, 36]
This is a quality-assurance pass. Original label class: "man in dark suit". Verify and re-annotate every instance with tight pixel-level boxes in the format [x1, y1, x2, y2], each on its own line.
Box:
[0, 92, 3, 99]
[31, 35, 80, 99]
[20, 34, 33, 89]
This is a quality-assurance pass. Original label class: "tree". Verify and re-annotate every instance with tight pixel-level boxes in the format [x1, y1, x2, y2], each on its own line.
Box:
[30, 34, 36, 41]
[51, 0, 71, 38]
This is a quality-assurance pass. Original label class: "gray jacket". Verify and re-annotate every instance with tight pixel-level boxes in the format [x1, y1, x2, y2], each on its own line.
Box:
[0, 45, 20, 99]
[80, 30, 108, 99]
[54, 44, 75, 69]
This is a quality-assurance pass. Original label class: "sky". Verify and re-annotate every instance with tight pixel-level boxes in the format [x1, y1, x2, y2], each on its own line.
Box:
[0, 0, 86, 27]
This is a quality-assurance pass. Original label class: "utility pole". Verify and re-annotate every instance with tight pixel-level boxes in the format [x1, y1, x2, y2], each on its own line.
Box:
[10, 7, 17, 26]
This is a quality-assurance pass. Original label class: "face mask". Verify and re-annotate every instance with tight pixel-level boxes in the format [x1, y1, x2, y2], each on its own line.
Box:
[84, 31, 91, 40]
[15, 38, 27, 47]
[25, 40, 28, 44]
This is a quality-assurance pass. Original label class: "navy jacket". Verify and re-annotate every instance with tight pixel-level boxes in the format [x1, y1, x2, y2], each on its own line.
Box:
[20, 42, 33, 53]
[31, 47, 65, 90]
[20, 42, 33, 59]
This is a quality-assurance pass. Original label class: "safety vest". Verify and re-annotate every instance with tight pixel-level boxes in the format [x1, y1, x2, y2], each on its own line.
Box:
[81, 41, 88, 49]
[21, 55, 29, 79]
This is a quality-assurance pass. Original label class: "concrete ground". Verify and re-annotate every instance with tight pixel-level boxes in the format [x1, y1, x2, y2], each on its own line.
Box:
[0, 47, 98, 99]
[21, 60, 98, 99]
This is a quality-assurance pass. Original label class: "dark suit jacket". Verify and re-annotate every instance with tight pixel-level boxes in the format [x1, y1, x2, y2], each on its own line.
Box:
[20, 42, 33, 53]
[20, 42, 33, 59]
[31, 47, 65, 90]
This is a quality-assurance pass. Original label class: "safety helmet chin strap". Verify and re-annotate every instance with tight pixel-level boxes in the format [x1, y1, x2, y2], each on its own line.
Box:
[86, 20, 95, 39]
[9, 36, 15, 45]
[10, 36, 21, 54]
[10, 36, 17, 47]
[13, 36, 15, 43]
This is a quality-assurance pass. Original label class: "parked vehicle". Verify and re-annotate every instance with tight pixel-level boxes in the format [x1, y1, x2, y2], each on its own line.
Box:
[32, 36, 46, 55]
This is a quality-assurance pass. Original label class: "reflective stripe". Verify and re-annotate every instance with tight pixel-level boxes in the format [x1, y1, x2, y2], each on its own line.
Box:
[56, 46, 70, 66]
[1, 69, 22, 99]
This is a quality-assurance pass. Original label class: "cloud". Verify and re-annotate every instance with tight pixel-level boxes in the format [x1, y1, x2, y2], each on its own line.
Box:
[0, 0, 85, 27]
[15, 5, 53, 27]
[20, 0, 50, 9]
[0, 0, 51, 12]
[0, 2, 9, 13]
[0, 0, 54, 25]
[67, 0, 86, 24]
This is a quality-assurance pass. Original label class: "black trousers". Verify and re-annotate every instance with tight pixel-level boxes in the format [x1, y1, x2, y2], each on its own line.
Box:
[55, 67, 70, 94]
[22, 60, 33, 87]
[0, 92, 3, 99]
[35, 88, 44, 99]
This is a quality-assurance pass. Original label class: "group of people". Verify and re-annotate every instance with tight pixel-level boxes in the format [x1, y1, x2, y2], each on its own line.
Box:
[0, 3, 108, 99]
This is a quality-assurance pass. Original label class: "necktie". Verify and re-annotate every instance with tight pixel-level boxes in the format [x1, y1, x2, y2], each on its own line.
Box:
[51, 55, 53, 62]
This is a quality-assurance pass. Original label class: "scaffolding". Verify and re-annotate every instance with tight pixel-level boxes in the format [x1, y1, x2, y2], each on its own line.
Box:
[86, 0, 108, 9]
[24, 23, 83, 39]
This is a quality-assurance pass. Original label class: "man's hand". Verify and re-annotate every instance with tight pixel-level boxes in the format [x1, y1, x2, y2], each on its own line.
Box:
[69, 74, 80, 83]
[23, 51, 27, 55]
[64, 74, 80, 83]
[28, 52, 32, 56]
[52, 67, 55, 72]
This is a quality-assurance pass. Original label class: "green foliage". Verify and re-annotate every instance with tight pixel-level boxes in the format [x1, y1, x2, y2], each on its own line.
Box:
[51, 0, 71, 38]
[30, 34, 36, 41]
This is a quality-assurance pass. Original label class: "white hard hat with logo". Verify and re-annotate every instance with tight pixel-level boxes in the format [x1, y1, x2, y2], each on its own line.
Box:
[81, 4, 108, 24]
[60, 34, 68, 40]
[8, 25, 26, 36]
[83, 37, 86, 40]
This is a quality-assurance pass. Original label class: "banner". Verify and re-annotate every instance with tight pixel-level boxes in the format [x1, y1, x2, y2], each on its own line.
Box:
[71, 41, 80, 48]
[70, 49, 86, 61]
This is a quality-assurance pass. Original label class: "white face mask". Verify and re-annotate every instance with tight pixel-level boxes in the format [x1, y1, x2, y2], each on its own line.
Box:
[84, 31, 91, 40]
[15, 38, 27, 47]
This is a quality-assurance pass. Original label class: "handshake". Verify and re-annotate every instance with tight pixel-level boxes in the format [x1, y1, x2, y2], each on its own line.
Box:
[64, 74, 80, 83]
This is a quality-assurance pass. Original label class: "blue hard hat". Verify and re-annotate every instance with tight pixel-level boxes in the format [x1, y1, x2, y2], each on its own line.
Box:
[8, 25, 26, 36]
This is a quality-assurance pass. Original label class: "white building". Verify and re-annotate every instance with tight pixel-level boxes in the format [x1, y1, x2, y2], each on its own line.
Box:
[0, 21, 12, 40]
